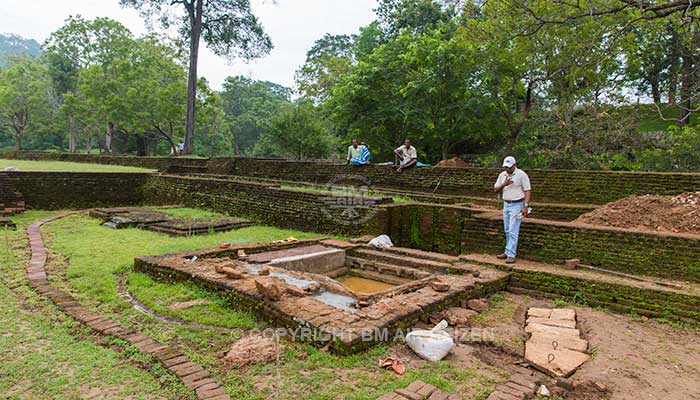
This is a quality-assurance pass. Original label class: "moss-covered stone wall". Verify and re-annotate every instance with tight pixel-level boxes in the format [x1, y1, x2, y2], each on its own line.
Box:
[383, 204, 700, 283]
[507, 269, 700, 325]
[462, 213, 700, 282]
[142, 175, 388, 236]
[0, 151, 209, 171]
[5, 171, 151, 209]
[4, 152, 700, 205]
[233, 158, 700, 205]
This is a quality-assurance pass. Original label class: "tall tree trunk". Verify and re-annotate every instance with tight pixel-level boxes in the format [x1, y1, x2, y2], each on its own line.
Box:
[678, 51, 693, 127]
[69, 116, 77, 152]
[136, 135, 147, 156]
[14, 133, 21, 151]
[504, 80, 534, 155]
[106, 122, 115, 153]
[668, 66, 678, 105]
[649, 76, 661, 103]
[183, 0, 203, 155]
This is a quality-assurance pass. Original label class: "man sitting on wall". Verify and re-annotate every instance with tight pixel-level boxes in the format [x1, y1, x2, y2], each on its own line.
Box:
[494, 156, 531, 264]
[346, 139, 363, 165]
[351, 142, 371, 166]
[394, 139, 417, 173]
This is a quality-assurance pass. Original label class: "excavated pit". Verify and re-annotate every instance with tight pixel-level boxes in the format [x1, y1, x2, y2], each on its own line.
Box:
[134, 238, 509, 353]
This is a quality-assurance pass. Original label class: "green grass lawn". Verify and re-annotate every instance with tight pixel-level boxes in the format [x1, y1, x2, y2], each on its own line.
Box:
[0, 211, 191, 399]
[2, 208, 505, 399]
[0, 158, 153, 172]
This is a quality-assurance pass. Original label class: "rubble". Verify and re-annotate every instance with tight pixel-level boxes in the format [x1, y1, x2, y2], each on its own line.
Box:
[224, 334, 278, 367]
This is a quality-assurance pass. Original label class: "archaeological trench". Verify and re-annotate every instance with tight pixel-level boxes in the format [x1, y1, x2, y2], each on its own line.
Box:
[3, 151, 700, 400]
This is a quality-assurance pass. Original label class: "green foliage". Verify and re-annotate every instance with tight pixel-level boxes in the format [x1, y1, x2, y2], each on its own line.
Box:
[120, 0, 273, 154]
[251, 103, 338, 160]
[0, 56, 55, 150]
[220, 75, 291, 154]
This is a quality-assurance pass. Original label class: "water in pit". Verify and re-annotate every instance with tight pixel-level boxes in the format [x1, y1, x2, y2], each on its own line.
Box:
[336, 275, 395, 294]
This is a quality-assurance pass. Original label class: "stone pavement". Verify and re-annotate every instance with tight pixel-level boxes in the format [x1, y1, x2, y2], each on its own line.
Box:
[25, 211, 231, 400]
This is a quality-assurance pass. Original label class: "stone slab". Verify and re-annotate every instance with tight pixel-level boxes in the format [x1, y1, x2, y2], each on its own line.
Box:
[549, 308, 576, 321]
[525, 341, 590, 377]
[526, 307, 552, 318]
[526, 316, 576, 329]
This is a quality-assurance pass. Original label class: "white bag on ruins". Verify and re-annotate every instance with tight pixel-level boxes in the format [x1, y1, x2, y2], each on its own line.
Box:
[405, 320, 454, 362]
[368, 234, 394, 249]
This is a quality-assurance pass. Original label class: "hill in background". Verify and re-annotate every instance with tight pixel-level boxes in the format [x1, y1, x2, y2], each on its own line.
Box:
[0, 33, 41, 66]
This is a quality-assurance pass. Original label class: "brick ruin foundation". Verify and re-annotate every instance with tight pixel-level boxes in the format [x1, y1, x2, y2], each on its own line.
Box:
[4, 153, 700, 328]
[135, 238, 508, 353]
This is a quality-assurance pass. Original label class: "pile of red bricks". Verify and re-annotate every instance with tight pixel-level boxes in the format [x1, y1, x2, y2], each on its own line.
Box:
[25, 212, 230, 400]
[486, 371, 537, 400]
[376, 380, 461, 400]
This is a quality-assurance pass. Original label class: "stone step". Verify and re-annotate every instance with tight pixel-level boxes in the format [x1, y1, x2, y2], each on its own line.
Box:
[349, 248, 453, 272]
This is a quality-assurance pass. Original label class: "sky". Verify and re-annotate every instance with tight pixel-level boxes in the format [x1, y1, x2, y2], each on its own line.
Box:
[0, 0, 378, 90]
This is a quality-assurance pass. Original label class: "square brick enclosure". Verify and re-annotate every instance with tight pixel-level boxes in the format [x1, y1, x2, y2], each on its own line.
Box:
[134, 238, 508, 353]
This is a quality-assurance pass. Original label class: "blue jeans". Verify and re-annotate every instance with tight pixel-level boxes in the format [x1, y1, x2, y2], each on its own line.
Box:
[503, 201, 525, 257]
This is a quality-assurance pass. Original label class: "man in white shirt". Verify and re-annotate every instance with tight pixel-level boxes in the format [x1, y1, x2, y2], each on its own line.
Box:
[394, 139, 417, 173]
[493, 156, 531, 263]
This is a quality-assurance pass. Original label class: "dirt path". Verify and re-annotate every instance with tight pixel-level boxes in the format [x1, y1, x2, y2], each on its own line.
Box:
[471, 293, 700, 399]
[575, 307, 700, 400]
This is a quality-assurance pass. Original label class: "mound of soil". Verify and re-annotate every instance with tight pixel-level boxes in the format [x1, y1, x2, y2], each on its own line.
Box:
[435, 157, 470, 168]
[575, 192, 700, 234]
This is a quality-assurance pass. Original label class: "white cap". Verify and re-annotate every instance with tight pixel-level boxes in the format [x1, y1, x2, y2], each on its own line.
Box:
[502, 156, 516, 168]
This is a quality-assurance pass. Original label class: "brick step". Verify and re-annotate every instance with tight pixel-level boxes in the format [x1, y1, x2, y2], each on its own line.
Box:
[382, 246, 460, 264]
[461, 253, 700, 324]
[345, 256, 436, 280]
[347, 248, 453, 272]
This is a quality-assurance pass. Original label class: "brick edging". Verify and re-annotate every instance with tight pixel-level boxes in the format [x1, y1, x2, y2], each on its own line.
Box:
[25, 212, 231, 400]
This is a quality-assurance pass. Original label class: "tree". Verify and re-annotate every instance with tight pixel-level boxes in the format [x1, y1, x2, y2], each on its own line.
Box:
[220, 75, 291, 154]
[121, 0, 273, 155]
[252, 103, 337, 160]
[67, 35, 189, 155]
[295, 33, 356, 102]
[0, 57, 53, 150]
[44, 16, 135, 152]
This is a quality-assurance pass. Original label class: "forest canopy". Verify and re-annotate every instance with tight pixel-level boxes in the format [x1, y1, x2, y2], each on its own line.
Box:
[1, 0, 699, 170]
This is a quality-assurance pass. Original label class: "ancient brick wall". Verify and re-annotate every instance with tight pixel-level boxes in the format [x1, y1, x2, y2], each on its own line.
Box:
[0, 151, 209, 171]
[4, 153, 700, 205]
[509, 270, 700, 325]
[233, 159, 700, 205]
[4, 172, 151, 209]
[142, 175, 389, 235]
[383, 204, 700, 282]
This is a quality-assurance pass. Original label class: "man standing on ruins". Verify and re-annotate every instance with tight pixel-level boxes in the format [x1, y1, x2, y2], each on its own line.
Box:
[494, 156, 531, 264]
